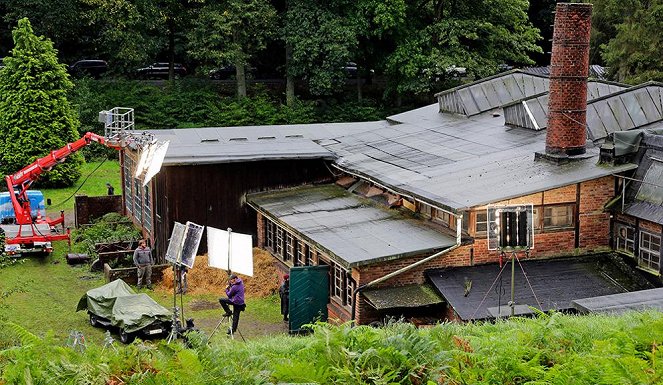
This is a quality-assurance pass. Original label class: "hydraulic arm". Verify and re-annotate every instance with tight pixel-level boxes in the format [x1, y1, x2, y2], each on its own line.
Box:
[5, 132, 120, 226]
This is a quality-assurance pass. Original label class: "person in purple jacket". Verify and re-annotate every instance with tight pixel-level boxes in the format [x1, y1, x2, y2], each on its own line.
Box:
[219, 274, 246, 334]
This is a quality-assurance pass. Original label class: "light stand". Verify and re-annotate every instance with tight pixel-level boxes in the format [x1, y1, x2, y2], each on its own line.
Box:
[166, 263, 184, 344]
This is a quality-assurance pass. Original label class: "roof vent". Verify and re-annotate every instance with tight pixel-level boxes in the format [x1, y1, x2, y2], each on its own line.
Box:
[229, 137, 248, 142]
[258, 136, 276, 140]
[286, 134, 304, 138]
[200, 138, 219, 143]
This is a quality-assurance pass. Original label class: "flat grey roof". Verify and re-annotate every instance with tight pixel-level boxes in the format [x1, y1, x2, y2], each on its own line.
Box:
[572, 288, 663, 314]
[330, 108, 636, 211]
[426, 255, 653, 321]
[148, 121, 390, 165]
[247, 184, 457, 268]
[363, 284, 444, 310]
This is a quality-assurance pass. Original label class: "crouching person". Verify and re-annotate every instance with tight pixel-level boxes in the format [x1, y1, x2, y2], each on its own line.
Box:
[219, 274, 246, 335]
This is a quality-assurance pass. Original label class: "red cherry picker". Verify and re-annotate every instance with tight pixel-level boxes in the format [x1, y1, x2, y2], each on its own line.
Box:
[1, 108, 163, 255]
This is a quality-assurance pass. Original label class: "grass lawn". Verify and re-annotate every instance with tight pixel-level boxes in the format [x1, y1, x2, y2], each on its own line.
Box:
[0, 160, 285, 347]
[39, 160, 122, 213]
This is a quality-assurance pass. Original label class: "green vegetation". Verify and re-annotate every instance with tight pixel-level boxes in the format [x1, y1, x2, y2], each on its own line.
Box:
[0, 18, 83, 188]
[1, 310, 663, 383]
[70, 79, 391, 132]
[40, 160, 121, 212]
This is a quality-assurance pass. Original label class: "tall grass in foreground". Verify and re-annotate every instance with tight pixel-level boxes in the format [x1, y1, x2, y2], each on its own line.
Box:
[1, 311, 662, 384]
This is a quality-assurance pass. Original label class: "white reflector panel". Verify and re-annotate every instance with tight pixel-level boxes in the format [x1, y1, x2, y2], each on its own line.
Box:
[207, 226, 253, 277]
[142, 140, 170, 186]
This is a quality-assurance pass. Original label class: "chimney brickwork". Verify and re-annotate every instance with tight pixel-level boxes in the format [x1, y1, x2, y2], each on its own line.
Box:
[545, 3, 592, 156]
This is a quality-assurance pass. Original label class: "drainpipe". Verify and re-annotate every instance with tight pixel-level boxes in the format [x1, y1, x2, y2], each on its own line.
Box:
[351, 215, 463, 323]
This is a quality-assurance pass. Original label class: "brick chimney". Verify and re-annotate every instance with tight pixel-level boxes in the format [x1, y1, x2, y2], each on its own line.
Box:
[545, 3, 592, 157]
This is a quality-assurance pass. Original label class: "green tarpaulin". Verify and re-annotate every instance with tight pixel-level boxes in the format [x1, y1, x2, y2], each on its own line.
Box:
[77, 279, 171, 334]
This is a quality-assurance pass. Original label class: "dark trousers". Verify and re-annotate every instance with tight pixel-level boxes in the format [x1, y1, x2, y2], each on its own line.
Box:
[219, 298, 245, 332]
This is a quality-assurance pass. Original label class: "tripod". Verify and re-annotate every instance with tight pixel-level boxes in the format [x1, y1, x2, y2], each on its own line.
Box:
[208, 310, 245, 342]
[166, 263, 186, 344]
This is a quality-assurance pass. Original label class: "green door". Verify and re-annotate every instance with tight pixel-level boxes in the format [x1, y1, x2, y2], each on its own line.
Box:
[288, 265, 329, 333]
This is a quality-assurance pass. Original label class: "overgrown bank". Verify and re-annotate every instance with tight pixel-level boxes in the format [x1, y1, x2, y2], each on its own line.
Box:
[71, 80, 401, 131]
[1, 311, 662, 384]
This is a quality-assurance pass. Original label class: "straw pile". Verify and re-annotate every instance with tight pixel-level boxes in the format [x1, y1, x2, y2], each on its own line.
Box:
[159, 248, 281, 298]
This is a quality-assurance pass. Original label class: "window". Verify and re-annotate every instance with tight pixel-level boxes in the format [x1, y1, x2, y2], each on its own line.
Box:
[296, 242, 308, 266]
[532, 207, 542, 230]
[475, 211, 488, 235]
[345, 277, 355, 308]
[432, 208, 451, 226]
[639, 231, 661, 273]
[276, 227, 284, 257]
[306, 245, 316, 266]
[265, 219, 275, 251]
[614, 223, 635, 255]
[543, 205, 573, 229]
[124, 157, 133, 213]
[332, 264, 344, 301]
[462, 212, 469, 232]
[133, 178, 142, 222]
[534, 204, 575, 232]
[143, 184, 152, 232]
[285, 232, 295, 263]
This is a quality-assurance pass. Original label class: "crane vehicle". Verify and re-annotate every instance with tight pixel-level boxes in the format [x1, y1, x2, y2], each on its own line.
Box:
[1, 108, 166, 255]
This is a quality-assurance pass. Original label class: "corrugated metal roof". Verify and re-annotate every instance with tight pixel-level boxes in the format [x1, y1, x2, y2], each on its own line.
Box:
[572, 288, 663, 314]
[586, 82, 663, 140]
[434, 70, 549, 116]
[247, 184, 457, 268]
[148, 121, 390, 165]
[426, 255, 652, 321]
[328, 109, 636, 211]
[522, 65, 608, 80]
[503, 80, 628, 131]
[620, 135, 663, 224]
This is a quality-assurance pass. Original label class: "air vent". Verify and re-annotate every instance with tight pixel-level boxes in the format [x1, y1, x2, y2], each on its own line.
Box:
[286, 134, 304, 138]
[200, 139, 219, 143]
[229, 137, 248, 142]
[258, 136, 276, 140]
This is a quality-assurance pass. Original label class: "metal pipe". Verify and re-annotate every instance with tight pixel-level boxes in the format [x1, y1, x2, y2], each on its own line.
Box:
[350, 243, 461, 323]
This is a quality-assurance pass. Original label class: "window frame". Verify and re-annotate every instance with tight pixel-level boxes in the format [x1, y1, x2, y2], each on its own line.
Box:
[614, 223, 635, 255]
[638, 230, 661, 273]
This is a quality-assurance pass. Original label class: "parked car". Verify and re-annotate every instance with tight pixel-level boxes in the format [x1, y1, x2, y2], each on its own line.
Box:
[136, 62, 187, 79]
[208, 65, 256, 80]
[76, 279, 172, 343]
[69, 59, 108, 79]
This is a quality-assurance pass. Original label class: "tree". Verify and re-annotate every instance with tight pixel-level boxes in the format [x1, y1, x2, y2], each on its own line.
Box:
[0, 18, 83, 187]
[384, 0, 541, 98]
[188, 0, 277, 97]
[1, 0, 91, 64]
[80, 0, 165, 75]
[284, 1, 357, 97]
[595, 0, 663, 83]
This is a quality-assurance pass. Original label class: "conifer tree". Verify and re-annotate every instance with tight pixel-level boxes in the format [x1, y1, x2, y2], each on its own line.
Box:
[0, 18, 82, 187]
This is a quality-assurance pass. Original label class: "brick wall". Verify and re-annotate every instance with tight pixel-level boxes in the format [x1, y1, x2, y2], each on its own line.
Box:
[578, 176, 613, 251]
[349, 176, 615, 325]
[639, 219, 662, 234]
[256, 212, 265, 248]
[546, 2, 592, 156]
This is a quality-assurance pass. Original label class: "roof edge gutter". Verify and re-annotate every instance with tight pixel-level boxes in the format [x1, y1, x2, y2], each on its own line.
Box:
[331, 163, 460, 217]
[351, 215, 463, 323]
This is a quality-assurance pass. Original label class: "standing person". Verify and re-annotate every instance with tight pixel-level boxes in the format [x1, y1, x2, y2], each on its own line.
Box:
[106, 183, 115, 195]
[133, 240, 153, 289]
[279, 274, 290, 322]
[219, 274, 246, 335]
